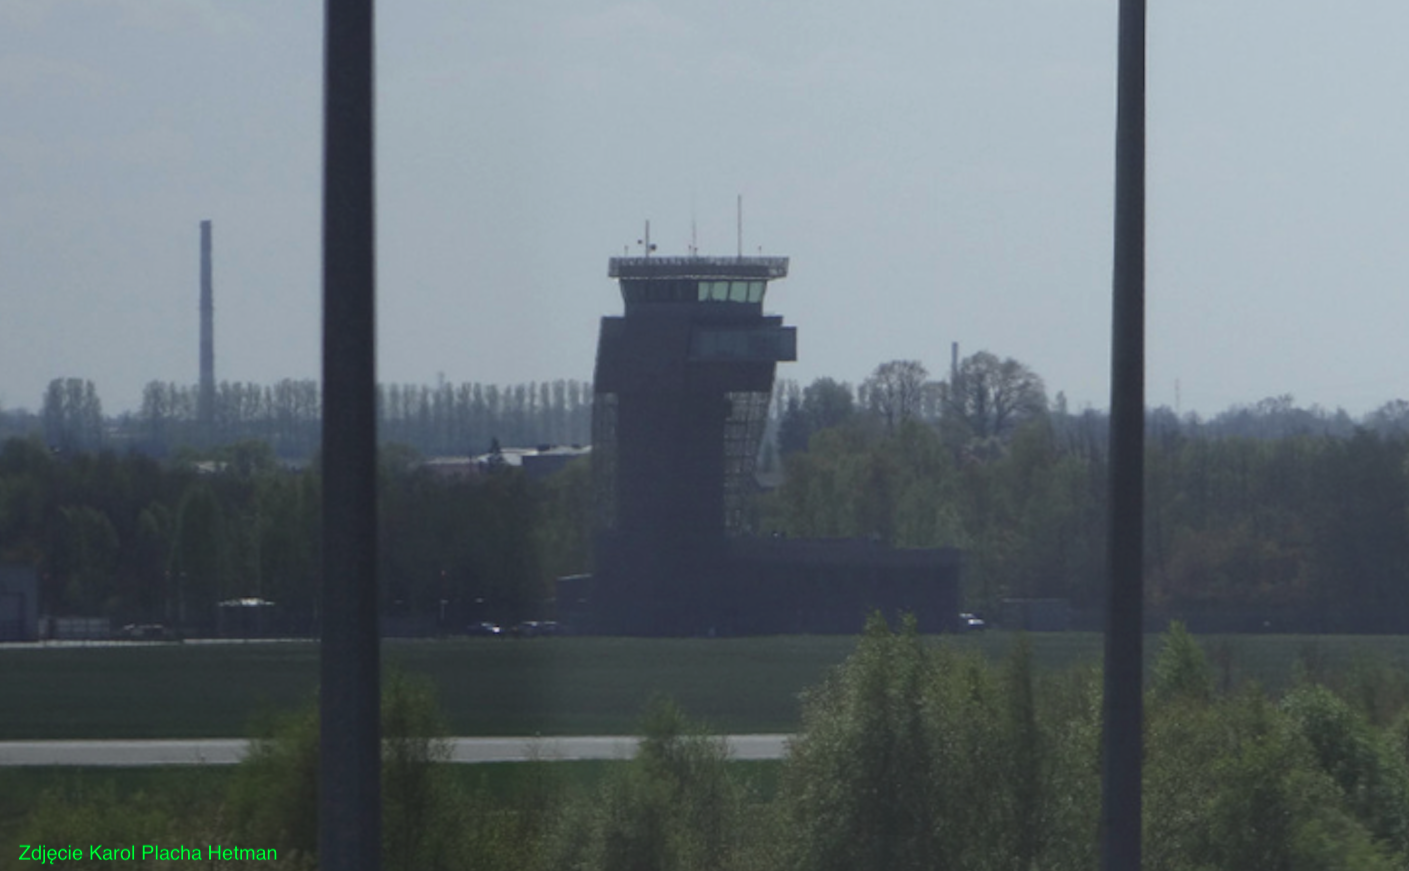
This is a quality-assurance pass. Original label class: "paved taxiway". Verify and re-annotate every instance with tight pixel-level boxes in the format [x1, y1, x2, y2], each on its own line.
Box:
[0, 735, 792, 766]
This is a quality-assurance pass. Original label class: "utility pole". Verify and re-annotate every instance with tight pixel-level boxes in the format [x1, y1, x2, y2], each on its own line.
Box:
[320, 0, 380, 868]
[1101, 0, 1146, 869]
[199, 220, 214, 442]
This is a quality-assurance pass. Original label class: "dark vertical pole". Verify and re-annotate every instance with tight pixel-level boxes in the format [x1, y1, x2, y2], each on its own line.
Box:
[320, 0, 379, 869]
[199, 220, 214, 440]
[1101, 0, 1145, 869]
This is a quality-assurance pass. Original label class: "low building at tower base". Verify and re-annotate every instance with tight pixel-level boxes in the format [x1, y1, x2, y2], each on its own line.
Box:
[558, 538, 961, 637]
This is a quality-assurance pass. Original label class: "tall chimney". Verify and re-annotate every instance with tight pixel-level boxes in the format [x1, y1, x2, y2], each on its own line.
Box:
[199, 220, 214, 433]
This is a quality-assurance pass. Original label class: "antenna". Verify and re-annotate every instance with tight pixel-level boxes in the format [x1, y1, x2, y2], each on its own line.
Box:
[636, 220, 656, 258]
[736, 194, 742, 259]
[690, 194, 698, 257]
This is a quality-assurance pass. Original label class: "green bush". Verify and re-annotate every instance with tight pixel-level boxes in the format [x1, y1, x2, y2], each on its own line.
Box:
[1031, 664, 1101, 871]
[1343, 653, 1409, 727]
[9, 771, 310, 871]
[534, 697, 752, 871]
[226, 669, 463, 871]
[779, 613, 941, 871]
[1201, 694, 1398, 871]
[1143, 675, 1405, 871]
[13, 784, 176, 871]
[227, 696, 320, 862]
[1282, 683, 1409, 858]
[1151, 621, 1215, 707]
[379, 670, 461, 871]
[777, 613, 1098, 871]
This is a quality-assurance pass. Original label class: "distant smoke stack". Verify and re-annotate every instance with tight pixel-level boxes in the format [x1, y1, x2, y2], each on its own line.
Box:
[199, 220, 214, 431]
[950, 341, 959, 385]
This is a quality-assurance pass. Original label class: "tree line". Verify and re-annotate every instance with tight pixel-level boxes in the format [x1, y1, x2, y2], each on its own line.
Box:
[0, 437, 590, 632]
[10, 351, 1409, 632]
[766, 354, 1409, 633]
[1, 376, 595, 460]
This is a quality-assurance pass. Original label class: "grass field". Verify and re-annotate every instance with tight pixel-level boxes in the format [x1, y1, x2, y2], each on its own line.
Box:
[6, 631, 1409, 740]
[0, 760, 787, 848]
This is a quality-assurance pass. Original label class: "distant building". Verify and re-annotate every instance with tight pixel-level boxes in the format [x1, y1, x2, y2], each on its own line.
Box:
[475, 444, 591, 480]
[572, 253, 960, 636]
[423, 445, 591, 482]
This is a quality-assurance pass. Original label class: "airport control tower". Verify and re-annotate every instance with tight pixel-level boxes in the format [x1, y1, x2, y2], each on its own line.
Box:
[589, 253, 795, 634]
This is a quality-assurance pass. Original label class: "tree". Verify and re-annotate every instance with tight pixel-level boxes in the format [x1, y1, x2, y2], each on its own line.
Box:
[171, 482, 226, 629]
[778, 614, 1092, 871]
[41, 378, 103, 453]
[776, 395, 808, 456]
[52, 505, 120, 614]
[944, 351, 1047, 442]
[139, 380, 172, 453]
[229, 669, 461, 870]
[535, 456, 593, 583]
[861, 361, 928, 434]
[1150, 621, 1214, 707]
[778, 377, 857, 456]
[1366, 399, 1409, 437]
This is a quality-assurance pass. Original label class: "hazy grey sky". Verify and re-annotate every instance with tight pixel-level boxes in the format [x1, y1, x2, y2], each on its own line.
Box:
[3, 0, 1408, 417]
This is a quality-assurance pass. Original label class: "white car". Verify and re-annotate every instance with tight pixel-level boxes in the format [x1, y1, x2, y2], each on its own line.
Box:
[959, 613, 988, 632]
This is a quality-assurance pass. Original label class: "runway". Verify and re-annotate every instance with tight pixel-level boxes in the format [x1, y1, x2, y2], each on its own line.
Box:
[0, 734, 792, 766]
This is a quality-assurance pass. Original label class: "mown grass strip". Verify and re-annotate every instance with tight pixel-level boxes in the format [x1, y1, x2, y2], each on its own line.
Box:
[7, 632, 1409, 740]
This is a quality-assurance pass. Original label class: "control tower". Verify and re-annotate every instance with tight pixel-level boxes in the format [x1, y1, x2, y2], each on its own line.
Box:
[590, 255, 796, 634]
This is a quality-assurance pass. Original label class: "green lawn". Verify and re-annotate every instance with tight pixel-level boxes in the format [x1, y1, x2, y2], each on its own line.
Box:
[5, 632, 1409, 740]
[0, 760, 786, 848]
[0, 636, 859, 740]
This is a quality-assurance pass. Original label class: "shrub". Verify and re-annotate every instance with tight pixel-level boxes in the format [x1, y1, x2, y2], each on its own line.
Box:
[1344, 654, 1409, 727]
[534, 696, 751, 871]
[1143, 681, 1404, 871]
[226, 668, 463, 871]
[15, 784, 177, 871]
[777, 613, 1084, 871]
[779, 613, 942, 871]
[1282, 683, 1409, 858]
[380, 670, 460, 871]
[1032, 664, 1101, 871]
[1151, 621, 1214, 707]
[227, 695, 321, 862]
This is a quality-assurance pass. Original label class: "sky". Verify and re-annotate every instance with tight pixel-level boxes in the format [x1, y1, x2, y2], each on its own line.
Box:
[3, 0, 1408, 418]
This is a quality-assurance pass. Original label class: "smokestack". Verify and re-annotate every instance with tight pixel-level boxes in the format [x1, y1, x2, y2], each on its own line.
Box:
[199, 220, 214, 432]
[950, 341, 959, 384]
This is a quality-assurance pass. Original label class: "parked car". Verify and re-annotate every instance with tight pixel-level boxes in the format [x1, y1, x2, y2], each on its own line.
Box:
[958, 612, 988, 632]
[121, 623, 172, 640]
[464, 621, 502, 637]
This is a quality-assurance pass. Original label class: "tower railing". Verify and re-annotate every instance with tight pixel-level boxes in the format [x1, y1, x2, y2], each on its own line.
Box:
[609, 256, 789, 279]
